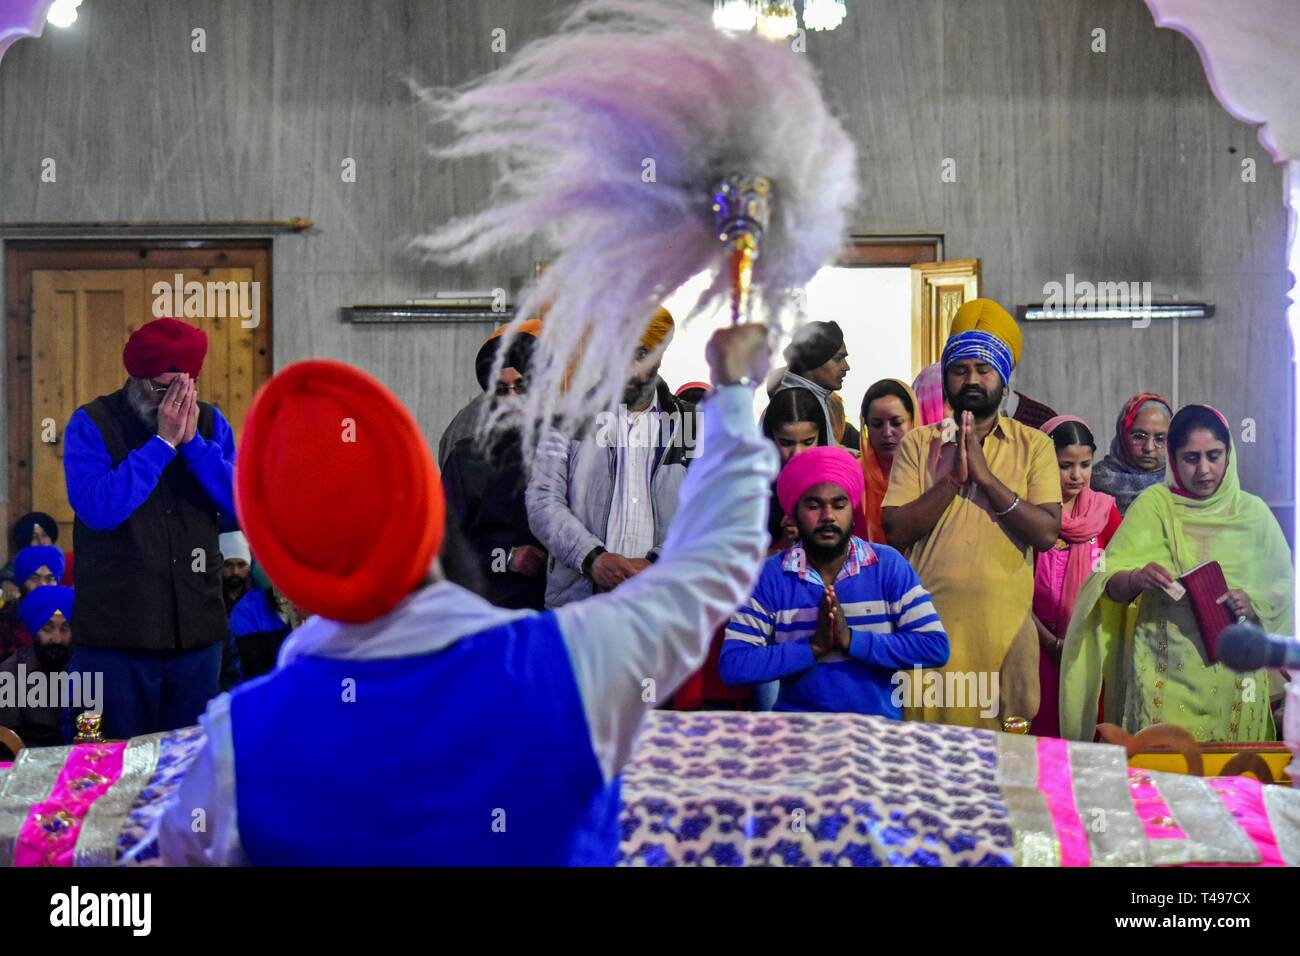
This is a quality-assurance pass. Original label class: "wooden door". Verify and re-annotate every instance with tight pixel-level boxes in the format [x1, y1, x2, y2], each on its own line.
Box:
[28, 266, 263, 543]
[31, 271, 145, 543]
[910, 258, 981, 377]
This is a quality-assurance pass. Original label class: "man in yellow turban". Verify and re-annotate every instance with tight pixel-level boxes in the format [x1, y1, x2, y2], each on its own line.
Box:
[527, 307, 700, 607]
[949, 298, 1057, 429]
[946, 298, 1022, 365]
[881, 298, 1062, 730]
[640, 307, 674, 352]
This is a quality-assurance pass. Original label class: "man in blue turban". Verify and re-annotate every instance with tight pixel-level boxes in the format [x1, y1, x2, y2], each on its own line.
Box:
[881, 299, 1062, 729]
[13, 545, 65, 595]
[0, 585, 76, 754]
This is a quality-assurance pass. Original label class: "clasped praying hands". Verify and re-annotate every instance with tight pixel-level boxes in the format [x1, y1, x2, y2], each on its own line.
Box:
[811, 585, 853, 660]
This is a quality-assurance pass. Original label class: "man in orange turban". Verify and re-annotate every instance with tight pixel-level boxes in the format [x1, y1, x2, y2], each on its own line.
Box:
[161, 324, 778, 866]
[437, 319, 545, 467]
[63, 316, 236, 740]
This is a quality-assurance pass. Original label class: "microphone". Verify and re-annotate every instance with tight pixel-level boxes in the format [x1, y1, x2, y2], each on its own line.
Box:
[1217, 621, 1300, 672]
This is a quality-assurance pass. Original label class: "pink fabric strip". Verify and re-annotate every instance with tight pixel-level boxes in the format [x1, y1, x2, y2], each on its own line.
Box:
[1198, 776, 1286, 867]
[13, 742, 126, 867]
[1034, 736, 1092, 866]
[1126, 769, 1190, 841]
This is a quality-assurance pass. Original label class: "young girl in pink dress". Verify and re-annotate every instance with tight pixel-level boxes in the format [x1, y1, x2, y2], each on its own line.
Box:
[1031, 417, 1121, 736]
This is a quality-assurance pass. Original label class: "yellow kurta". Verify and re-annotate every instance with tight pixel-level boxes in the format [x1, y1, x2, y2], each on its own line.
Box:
[882, 417, 1061, 729]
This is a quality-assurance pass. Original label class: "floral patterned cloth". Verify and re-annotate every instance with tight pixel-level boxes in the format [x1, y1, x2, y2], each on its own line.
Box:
[620, 711, 1016, 866]
[8, 712, 1300, 866]
[114, 725, 207, 866]
[617, 711, 1300, 867]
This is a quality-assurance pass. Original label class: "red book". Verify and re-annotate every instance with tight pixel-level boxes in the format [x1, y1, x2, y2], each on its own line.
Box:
[1179, 561, 1235, 663]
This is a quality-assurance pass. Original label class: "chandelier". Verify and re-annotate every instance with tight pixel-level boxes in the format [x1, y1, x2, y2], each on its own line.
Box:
[712, 0, 847, 37]
[802, 0, 848, 31]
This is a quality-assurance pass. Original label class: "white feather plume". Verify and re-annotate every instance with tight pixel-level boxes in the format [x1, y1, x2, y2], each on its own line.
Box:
[413, 0, 858, 450]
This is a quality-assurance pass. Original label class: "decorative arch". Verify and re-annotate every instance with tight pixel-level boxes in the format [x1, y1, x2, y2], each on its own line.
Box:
[1145, 0, 1300, 769]
[1144, 0, 1300, 615]
[0, 0, 57, 68]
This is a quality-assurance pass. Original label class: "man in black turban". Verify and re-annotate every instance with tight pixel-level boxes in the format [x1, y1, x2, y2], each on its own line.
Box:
[770, 320, 858, 450]
[441, 320, 548, 610]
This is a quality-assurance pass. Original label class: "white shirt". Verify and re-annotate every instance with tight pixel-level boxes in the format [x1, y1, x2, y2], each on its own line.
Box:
[604, 394, 660, 558]
[159, 383, 778, 865]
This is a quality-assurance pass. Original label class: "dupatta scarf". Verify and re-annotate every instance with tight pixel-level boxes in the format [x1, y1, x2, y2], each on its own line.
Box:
[910, 362, 946, 426]
[856, 379, 918, 543]
[1038, 416, 1116, 637]
[1090, 392, 1172, 512]
[777, 369, 846, 446]
[1059, 406, 1293, 740]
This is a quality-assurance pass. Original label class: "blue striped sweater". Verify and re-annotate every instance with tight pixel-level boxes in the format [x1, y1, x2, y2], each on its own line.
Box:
[720, 537, 948, 717]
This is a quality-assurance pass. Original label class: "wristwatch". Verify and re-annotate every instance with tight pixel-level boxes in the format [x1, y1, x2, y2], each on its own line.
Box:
[580, 545, 607, 579]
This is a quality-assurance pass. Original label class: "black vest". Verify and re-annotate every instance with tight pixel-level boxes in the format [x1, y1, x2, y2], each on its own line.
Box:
[71, 387, 227, 652]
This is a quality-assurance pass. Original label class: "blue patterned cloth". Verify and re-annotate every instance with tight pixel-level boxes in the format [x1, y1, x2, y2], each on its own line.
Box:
[619, 711, 1015, 866]
[941, 329, 1014, 385]
[116, 724, 208, 865]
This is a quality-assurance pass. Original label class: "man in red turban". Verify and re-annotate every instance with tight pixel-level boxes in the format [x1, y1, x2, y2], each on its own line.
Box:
[122, 315, 209, 379]
[62, 316, 237, 739]
[160, 325, 776, 866]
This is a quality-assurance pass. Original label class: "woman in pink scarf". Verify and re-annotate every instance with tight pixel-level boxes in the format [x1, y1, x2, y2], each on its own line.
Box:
[1031, 416, 1122, 736]
[910, 362, 948, 426]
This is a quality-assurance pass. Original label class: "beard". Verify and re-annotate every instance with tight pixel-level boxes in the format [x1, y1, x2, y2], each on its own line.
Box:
[126, 378, 160, 429]
[35, 640, 71, 672]
[948, 380, 1005, 418]
[486, 398, 525, 440]
[801, 522, 850, 563]
[223, 574, 251, 604]
[623, 375, 657, 409]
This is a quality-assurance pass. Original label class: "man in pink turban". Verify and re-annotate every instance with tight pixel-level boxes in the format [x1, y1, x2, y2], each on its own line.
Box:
[719, 446, 949, 716]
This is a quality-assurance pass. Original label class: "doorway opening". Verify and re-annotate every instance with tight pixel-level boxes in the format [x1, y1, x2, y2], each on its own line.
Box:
[659, 235, 974, 429]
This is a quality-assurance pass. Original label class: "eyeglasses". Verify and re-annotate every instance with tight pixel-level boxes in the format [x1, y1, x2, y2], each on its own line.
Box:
[1129, 431, 1166, 447]
[494, 382, 527, 396]
[146, 378, 172, 394]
